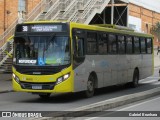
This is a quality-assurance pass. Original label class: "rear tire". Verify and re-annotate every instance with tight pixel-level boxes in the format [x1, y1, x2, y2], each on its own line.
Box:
[84, 75, 95, 98]
[39, 93, 51, 99]
[130, 70, 139, 88]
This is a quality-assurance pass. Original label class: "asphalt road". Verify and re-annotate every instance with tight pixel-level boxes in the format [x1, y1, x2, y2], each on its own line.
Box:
[0, 68, 160, 119]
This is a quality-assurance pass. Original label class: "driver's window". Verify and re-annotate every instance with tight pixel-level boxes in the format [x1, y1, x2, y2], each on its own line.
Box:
[77, 38, 84, 57]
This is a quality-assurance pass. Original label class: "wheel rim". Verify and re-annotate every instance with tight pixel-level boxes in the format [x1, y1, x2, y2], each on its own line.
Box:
[87, 80, 94, 92]
[87, 76, 94, 92]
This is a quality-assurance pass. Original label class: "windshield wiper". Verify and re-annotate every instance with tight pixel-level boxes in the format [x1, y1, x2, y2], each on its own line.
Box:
[45, 33, 56, 51]
[42, 33, 56, 59]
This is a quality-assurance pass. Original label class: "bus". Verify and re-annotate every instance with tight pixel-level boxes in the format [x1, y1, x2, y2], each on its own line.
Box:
[12, 21, 153, 98]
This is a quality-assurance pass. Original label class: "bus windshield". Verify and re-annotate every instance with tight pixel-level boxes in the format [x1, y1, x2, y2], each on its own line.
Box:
[14, 36, 70, 66]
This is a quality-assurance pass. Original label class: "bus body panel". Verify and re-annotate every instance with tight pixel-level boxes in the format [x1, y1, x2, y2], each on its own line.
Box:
[74, 53, 153, 92]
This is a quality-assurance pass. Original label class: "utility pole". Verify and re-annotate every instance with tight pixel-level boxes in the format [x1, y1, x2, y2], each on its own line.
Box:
[111, 0, 114, 25]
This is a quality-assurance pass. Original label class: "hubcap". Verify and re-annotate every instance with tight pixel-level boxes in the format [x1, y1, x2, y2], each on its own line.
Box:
[87, 80, 93, 92]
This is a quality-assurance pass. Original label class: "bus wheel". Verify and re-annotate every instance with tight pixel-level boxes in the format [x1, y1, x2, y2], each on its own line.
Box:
[84, 75, 95, 98]
[39, 93, 51, 99]
[131, 70, 139, 88]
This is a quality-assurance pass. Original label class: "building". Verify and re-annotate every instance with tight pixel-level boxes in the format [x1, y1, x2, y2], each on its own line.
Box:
[0, 0, 41, 35]
[0, 0, 160, 45]
[128, 0, 160, 46]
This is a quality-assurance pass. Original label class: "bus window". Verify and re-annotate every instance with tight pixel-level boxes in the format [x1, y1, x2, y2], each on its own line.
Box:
[108, 34, 117, 54]
[134, 37, 140, 54]
[77, 38, 84, 57]
[140, 38, 146, 54]
[118, 35, 125, 54]
[87, 32, 97, 54]
[126, 36, 133, 54]
[98, 33, 108, 54]
[14, 37, 26, 59]
[146, 38, 152, 54]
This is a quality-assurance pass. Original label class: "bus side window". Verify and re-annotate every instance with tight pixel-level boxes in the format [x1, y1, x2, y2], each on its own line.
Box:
[146, 38, 152, 54]
[126, 36, 133, 54]
[87, 32, 97, 54]
[134, 37, 140, 54]
[140, 38, 147, 54]
[98, 33, 108, 54]
[118, 35, 125, 54]
[108, 34, 117, 54]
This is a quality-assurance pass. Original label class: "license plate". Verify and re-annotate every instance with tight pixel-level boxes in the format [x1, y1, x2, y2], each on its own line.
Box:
[32, 85, 42, 90]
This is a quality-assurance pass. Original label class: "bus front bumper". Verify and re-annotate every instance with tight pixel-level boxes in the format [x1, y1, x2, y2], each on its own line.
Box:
[12, 76, 73, 93]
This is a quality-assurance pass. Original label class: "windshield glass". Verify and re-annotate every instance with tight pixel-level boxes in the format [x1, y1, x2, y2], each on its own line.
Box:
[13, 36, 70, 66]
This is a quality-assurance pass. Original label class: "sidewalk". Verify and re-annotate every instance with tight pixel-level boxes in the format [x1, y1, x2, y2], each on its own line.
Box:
[0, 49, 160, 94]
[0, 73, 12, 93]
[154, 49, 160, 68]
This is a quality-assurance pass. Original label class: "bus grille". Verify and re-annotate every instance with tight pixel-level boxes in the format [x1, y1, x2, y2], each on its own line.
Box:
[20, 82, 56, 90]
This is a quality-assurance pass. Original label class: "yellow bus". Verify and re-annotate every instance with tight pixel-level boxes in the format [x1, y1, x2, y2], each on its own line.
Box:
[12, 21, 153, 98]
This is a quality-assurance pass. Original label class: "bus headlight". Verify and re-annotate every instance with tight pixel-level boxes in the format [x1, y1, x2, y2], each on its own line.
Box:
[12, 73, 20, 84]
[56, 73, 70, 85]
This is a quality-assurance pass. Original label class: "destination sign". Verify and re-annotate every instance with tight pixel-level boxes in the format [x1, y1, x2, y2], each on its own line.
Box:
[16, 24, 67, 32]
[31, 25, 62, 32]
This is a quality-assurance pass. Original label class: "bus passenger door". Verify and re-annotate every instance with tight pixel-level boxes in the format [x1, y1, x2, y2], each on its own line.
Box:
[72, 29, 87, 92]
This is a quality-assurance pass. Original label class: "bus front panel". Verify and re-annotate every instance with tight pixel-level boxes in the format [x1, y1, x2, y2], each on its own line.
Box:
[12, 66, 74, 93]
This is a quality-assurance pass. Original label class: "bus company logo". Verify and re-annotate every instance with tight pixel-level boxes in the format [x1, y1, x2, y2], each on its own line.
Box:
[2, 112, 11, 117]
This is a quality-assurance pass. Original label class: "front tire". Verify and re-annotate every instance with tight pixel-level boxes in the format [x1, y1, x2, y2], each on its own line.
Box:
[84, 75, 95, 98]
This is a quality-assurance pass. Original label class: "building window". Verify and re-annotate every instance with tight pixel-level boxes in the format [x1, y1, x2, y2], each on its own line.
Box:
[18, 0, 26, 12]
[146, 24, 148, 33]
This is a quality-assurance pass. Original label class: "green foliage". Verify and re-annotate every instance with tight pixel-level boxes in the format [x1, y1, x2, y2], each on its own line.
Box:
[151, 22, 160, 40]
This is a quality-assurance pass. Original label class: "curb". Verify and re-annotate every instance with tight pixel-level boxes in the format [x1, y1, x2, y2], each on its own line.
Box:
[37, 87, 160, 120]
[0, 89, 14, 94]
[154, 66, 160, 68]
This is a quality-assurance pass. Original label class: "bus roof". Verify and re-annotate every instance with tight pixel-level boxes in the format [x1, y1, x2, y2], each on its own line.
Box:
[22, 21, 153, 38]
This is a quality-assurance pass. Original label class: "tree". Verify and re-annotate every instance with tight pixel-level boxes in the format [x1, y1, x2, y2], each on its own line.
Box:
[151, 22, 160, 42]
